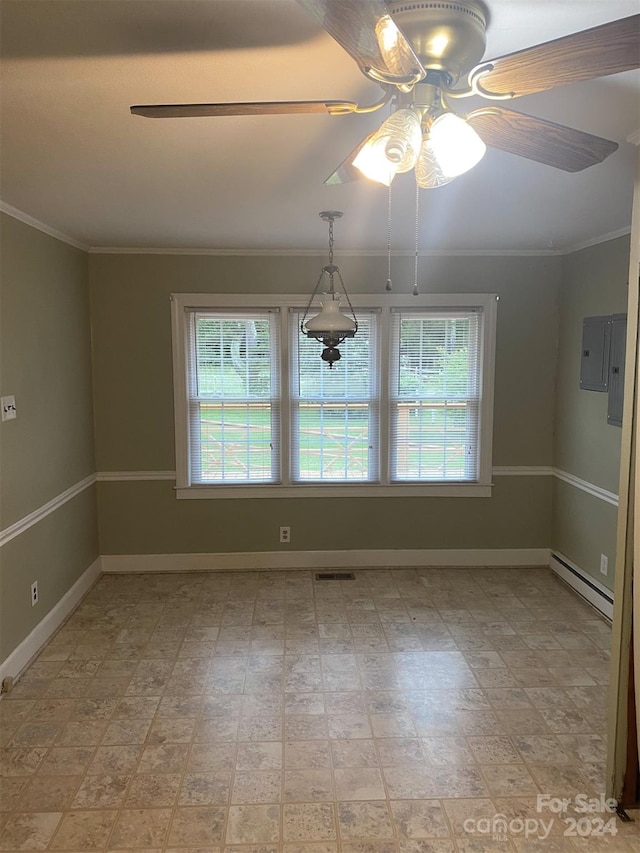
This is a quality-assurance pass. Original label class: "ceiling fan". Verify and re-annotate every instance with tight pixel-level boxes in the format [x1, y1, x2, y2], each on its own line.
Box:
[130, 1, 640, 188]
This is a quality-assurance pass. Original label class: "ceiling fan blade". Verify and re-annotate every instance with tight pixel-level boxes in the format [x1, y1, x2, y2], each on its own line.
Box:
[296, 0, 424, 84]
[324, 132, 376, 184]
[467, 107, 619, 172]
[130, 100, 359, 118]
[474, 14, 640, 97]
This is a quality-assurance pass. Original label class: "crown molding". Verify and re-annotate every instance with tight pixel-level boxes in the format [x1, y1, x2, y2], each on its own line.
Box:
[0, 199, 628, 258]
[559, 226, 632, 255]
[88, 245, 561, 257]
[0, 201, 88, 251]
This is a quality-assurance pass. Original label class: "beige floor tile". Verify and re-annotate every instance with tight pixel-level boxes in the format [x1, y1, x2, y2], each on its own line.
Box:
[480, 764, 539, 797]
[284, 740, 330, 770]
[236, 741, 283, 770]
[397, 841, 456, 853]
[337, 801, 394, 839]
[50, 809, 116, 850]
[71, 773, 129, 808]
[420, 736, 473, 766]
[328, 714, 372, 739]
[125, 772, 182, 806]
[285, 716, 330, 740]
[237, 715, 282, 741]
[285, 693, 326, 715]
[539, 709, 594, 735]
[233, 770, 282, 803]
[109, 807, 172, 848]
[226, 804, 281, 844]
[284, 769, 334, 802]
[87, 745, 141, 775]
[527, 764, 593, 795]
[0, 747, 46, 778]
[283, 803, 337, 842]
[467, 737, 521, 764]
[390, 800, 450, 838]
[57, 720, 108, 746]
[334, 768, 386, 800]
[442, 797, 497, 835]
[324, 693, 366, 715]
[0, 701, 35, 723]
[495, 710, 550, 735]
[7, 722, 62, 748]
[102, 719, 151, 745]
[0, 777, 29, 811]
[187, 742, 237, 772]
[0, 569, 614, 852]
[38, 747, 94, 776]
[16, 776, 80, 812]
[1, 812, 60, 851]
[512, 735, 571, 765]
[370, 713, 417, 738]
[282, 844, 337, 853]
[331, 738, 379, 768]
[137, 741, 189, 774]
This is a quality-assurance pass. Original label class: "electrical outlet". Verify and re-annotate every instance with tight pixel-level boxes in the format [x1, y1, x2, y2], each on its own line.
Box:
[279, 526, 291, 544]
[599, 554, 608, 576]
[31, 581, 38, 606]
[1, 395, 17, 421]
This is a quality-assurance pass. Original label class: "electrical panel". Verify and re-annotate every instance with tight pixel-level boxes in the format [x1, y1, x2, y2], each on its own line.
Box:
[580, 316, 610, 391]
[607, 314, 627, 427]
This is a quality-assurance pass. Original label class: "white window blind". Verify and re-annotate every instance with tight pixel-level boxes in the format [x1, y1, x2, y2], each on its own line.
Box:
[290, 310, 379, 482]
[390, 309, 482, 482]
[187, 310, 280, 484]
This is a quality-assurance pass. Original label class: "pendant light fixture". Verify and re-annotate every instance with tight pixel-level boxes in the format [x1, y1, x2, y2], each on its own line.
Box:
[301, 211, 357, 368]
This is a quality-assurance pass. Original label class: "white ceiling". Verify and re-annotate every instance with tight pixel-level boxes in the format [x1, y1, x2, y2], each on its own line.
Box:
[1, 0, 638, 252]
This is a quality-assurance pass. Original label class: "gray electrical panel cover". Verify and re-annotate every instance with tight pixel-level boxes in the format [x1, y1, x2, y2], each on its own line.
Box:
[607, 314, 627, 427]
[580, 316, 611, 391]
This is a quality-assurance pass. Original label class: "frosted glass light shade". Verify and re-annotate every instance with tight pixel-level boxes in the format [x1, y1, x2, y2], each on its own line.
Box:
[304, 297, 356, 335]
[415, 138, 453, 188]
[353, 108, 422, 185]
[429, 113, 486, 178]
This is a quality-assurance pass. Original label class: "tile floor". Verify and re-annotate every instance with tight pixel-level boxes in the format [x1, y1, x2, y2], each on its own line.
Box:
[0, 567, 638, 852]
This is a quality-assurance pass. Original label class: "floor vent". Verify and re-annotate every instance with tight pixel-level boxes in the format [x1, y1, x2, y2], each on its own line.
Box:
[315, 572, 356, 581]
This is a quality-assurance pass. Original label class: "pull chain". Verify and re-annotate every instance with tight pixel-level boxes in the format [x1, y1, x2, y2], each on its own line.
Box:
[385, 183, 393, 292]
[413, 182, 420, 296]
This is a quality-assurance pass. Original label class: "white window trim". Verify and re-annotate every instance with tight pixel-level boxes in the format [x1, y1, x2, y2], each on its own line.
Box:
[171, 292, 497, 499]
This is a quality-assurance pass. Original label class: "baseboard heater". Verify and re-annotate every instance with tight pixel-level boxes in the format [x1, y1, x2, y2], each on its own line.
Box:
[550, 552, 614, 621]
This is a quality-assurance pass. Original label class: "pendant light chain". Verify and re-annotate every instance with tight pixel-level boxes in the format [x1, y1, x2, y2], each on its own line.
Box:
[413, 181, 420, 296]
[327, 215, 335, 266]
[385, 183, 393, 292]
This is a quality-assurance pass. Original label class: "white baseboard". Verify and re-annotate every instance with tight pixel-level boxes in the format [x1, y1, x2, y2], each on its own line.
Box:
[549, 552, 614, 620]
[101, 548, 550, 573]
[0, 557, 102, 687]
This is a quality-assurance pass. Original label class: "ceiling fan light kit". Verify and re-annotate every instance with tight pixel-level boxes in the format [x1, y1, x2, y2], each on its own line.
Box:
[428, 112, 487, 177]
[352, 107, 423, 185]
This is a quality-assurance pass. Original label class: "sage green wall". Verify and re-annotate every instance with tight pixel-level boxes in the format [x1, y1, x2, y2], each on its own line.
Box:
[0, 214, 98, 663]
[552, 235, 630, 590]
[90, 252, 560, 555]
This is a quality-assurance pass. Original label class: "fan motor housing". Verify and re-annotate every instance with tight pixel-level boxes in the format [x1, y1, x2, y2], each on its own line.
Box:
[388, 1, 489, 83]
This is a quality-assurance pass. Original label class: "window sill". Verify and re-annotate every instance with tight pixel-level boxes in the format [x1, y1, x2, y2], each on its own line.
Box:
[175, 483, 493, 499]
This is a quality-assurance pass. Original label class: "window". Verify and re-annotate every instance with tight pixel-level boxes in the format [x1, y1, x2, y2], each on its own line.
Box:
[186, 310, 280, 484]
[172, 293, 496, 498]
[390, 310, 482, 482]
[291, 310, 379, 482]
